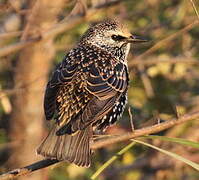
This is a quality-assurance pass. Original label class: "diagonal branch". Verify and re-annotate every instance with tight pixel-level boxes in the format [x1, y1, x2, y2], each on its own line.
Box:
[0, 31, 22, 39]
[0, 111, 198, 180]
[91, 111, 199, 149]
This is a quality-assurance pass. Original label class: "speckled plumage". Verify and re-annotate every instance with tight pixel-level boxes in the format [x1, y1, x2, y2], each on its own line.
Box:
[37, 19, 145, 167]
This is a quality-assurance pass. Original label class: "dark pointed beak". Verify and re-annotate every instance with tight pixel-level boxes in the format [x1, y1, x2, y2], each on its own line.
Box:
[127, 35, 148, 43]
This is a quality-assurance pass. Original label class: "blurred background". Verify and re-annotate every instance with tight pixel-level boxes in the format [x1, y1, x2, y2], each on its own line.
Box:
[0, 0, 199, 179]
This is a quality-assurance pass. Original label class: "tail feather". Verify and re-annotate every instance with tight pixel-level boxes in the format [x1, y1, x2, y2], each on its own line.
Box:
[37, 125, 92, 167]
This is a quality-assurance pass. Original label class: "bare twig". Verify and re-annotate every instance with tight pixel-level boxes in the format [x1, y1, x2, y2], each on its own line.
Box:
[0, 31, 22, 39]
[189, 0, 199, 20]
[128, 105, 135, 131]
[0, 111, 198, 180]
[68, 0, 87, 17]
[0, 38, 40, 57]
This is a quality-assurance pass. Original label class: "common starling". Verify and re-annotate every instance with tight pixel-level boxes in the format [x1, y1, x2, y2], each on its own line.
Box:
[37, 19, 147, 167]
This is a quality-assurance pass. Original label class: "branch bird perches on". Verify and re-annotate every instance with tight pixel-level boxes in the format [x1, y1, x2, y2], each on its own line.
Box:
[0, 111, 198, 180]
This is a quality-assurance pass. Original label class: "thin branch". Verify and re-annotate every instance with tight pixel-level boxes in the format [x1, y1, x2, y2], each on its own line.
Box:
[0, 38, 41, 57]
[0, 111, 198, 180]
[128, 105, 135, 131]
[92, 111, 199, 149]
[189, 0, 199, 20]
[0, 31, 22, 39]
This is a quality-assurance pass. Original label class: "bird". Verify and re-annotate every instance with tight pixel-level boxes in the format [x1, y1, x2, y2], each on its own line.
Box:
[37, 19, 147, 167]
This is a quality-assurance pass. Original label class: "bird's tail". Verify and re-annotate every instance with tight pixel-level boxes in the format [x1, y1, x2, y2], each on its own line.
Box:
[37, 125, 92, 167]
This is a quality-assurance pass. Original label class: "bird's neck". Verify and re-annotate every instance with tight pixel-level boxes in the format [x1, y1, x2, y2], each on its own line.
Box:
[85, 42, 130, 64]
[105, 44, 130, 63]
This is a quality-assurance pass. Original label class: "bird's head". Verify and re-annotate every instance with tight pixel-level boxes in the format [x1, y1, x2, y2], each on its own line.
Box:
[80, 19, 147, 53]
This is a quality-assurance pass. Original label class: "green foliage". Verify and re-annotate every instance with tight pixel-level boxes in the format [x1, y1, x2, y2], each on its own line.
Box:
[143, 135, 199, 149]
[91, 142, 136, 179]
[133, 139, 199, 171]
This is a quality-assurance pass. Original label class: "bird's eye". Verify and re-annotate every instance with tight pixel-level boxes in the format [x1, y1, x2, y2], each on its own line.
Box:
[111, 35, 126, 41]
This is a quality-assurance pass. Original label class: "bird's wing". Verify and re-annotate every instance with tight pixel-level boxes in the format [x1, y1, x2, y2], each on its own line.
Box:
[43, 53, 78, 120]
[86, 58, 128, 99]
[44, 45, 128, 134]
